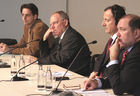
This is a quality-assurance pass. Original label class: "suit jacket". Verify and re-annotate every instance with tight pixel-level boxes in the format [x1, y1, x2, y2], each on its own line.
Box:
[39, 26, 91, 76]
[93, 39, 111, 73]
[103, 41, 140, 96]
[9, 19, 53, 57]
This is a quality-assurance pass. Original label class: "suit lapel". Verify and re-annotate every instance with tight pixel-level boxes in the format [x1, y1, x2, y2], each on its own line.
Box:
[103, 37, 117, 65]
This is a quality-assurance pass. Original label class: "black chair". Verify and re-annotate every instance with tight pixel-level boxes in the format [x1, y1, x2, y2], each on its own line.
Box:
[89, 54, 100, 73]
[0, 38, 17, 45]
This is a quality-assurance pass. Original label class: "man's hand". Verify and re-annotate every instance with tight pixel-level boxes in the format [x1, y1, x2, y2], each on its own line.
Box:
[43, 28, 53, 41]
[83, 79, 98, 90]
[25, 55, 38, 64]
[109, 38, 120, 61]
[0, 43, 10, 52]
[89, 72, 99, 80]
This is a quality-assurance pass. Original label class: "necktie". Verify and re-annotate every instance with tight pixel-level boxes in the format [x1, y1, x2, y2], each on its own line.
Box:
[106, 38, 113, 57]
[100, 38, 113, 78]
[121, 50, 128, 65]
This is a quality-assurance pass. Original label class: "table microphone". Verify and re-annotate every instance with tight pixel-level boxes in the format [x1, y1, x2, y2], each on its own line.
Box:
[0, 19, 5, 22]
[11, 59, 39, 81]
[49, 40, 97, 95]
[0, 39, 40, 56]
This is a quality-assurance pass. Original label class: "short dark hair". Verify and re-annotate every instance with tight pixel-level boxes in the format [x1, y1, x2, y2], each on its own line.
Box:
[128, 15, 140, 32]
[20, 3, 38, 16]
[104, 4, 126, 25]
[53, 11, 70, 25]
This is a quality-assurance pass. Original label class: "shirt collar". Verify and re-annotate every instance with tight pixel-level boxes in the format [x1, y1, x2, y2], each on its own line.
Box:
[60, 26, 69, 40]
[111, 33, 117, 44]
[111, 33, 117, 40]
[127, 46, 133, 52]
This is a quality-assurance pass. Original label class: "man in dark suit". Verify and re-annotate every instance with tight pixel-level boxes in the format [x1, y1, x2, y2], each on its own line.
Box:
[84, 14, 140, 96]
[87, 4, 126, 79]
[32, 11, 91, 76]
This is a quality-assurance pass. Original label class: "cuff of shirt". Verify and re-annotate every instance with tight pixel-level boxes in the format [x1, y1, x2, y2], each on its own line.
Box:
[94, 78, 102, 88]
[36, 61, 38, 64]
[106, 60, 118, 68]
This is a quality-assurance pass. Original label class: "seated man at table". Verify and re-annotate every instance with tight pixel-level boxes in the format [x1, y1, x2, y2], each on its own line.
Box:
[88, 4, 126, 80]
[32, 11, 91, 76]
[84, 14, 140, 96]
[0, 3, 53, 57]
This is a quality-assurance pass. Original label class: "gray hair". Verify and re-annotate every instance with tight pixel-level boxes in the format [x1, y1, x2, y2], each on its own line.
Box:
[52, 11, 70, 25]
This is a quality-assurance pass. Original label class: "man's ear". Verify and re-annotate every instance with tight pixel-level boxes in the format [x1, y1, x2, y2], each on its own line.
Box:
[134, 29, 140, 40]
[63, 19, 68, 27]
[34, 14, 38, 20]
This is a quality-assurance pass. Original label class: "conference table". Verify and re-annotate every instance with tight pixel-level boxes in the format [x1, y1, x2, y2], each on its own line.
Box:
[0, 54, 115, 96]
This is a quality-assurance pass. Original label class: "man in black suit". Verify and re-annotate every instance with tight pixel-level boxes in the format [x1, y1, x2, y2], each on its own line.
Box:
[33, 11, 91, 76]
[84, 14, 140, 96]
[87, 4, 126, 79]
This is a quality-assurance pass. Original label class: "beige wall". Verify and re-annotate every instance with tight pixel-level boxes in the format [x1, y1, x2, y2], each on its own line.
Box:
[68, 0, 140, 54]
[1, 0, 140, 55]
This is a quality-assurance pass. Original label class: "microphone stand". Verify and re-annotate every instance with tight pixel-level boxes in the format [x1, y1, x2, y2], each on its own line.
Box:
[49, 40, 97, 95]
[0, 39, 40, 56]
[11, 59, 38, 81]
[0, 39, 40, 68]
[0, 47, 18, 56]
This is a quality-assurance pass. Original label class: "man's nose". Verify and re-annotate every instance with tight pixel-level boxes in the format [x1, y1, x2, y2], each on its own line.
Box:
[117, 32, 121, 37]
[22, 16, 26, 20]
[50, 25, 54, 29]
[101, 21, 106, 26]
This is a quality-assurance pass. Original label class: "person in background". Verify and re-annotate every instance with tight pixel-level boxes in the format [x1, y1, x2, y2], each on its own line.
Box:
[31, 11, 91, 76]
[0, 3, 53, 57]
[84, 14, 140, 96]
[86, 4, 126, 81]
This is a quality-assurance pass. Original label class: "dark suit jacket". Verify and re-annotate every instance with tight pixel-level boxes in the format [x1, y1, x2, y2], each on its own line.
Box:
[103, 41, 140, 96]
[39, 26, 91, 76]
[93, 39, 111, 74]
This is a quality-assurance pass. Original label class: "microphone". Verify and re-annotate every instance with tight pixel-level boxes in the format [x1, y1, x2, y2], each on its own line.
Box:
[0, 39, 40, 56]
[0, 19, 5, 22]
[11, 59, 38, 81]
[88, 40, 97, 45]
[49, 40, 97, 95]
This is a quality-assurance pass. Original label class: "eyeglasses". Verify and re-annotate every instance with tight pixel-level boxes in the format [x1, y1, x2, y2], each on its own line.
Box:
[63, 84, 81, 90]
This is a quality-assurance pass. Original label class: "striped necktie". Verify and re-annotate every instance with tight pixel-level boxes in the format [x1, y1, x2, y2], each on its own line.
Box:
[121, 50, 128, 65]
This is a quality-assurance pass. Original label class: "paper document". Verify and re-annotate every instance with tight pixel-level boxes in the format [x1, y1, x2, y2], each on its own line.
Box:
[72, 89, 115, 96]
[52, 72, 72, 77]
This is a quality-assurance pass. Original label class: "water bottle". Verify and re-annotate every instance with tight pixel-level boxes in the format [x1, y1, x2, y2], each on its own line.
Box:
[18, 54, 25, 77]
[37, 65, 45, 91]
[45, 66, 53, 91]
[11, 55, 17, 76]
